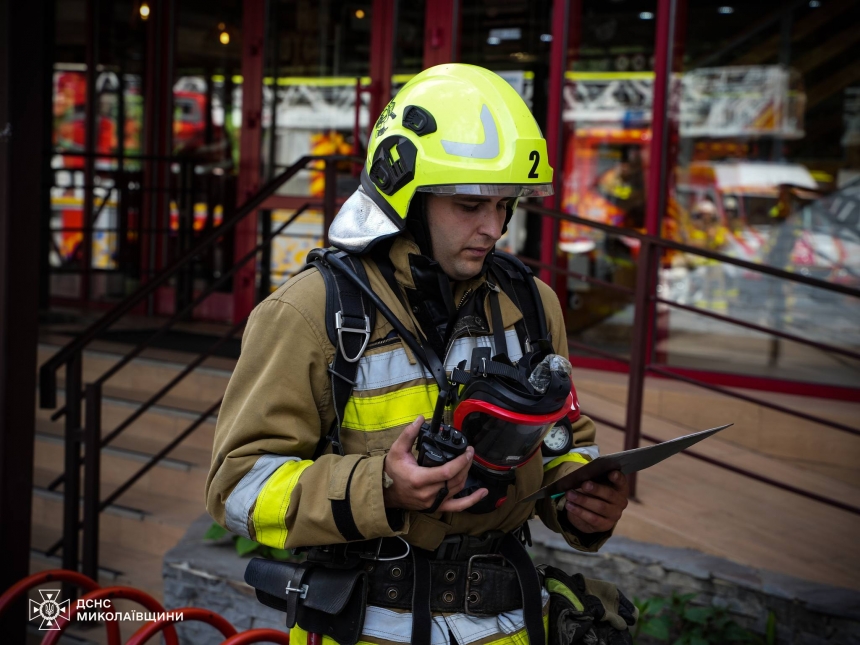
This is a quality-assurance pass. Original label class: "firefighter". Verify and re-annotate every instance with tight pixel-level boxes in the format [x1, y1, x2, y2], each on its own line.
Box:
[207, 64, 634, 645]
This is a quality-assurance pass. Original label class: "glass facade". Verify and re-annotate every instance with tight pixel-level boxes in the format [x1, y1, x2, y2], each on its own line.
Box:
[557, 1, 657, 358]
[663, 0, 860, 387]
[46, 0, 860, 391]
[553, 0, 860, 389]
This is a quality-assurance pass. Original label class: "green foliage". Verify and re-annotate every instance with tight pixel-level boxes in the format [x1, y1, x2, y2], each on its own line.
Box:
[633, 591, 777, 645]
[204, 521, 299, 561]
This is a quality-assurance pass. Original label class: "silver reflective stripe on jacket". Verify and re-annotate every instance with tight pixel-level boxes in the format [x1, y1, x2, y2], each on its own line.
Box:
[224, 454, 299, 538]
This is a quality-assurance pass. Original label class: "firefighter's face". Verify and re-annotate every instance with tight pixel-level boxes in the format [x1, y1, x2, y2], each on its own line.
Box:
[426, 194, 509, 281]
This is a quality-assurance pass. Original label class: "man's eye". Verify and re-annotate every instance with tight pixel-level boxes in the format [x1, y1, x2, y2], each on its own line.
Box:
[457, 203, 480, 212]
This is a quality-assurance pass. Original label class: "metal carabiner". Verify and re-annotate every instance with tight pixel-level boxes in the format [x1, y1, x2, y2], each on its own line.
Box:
[335, 310, 371, 363]
[357, 536, 411, 562]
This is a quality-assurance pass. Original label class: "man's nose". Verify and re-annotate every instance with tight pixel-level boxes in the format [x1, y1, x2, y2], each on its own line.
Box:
[477, 210, 504, 240]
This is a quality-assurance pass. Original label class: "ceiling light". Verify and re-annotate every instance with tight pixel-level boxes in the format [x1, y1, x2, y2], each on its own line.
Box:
[219, 30, 230, 45]
[487, 36, 501, 45]
[540, 34, 552, 42]
[139, 1, 150, 20]
[639, 11, 654, 19]
[355, 9, 365, 19]
[809, 0, 820, 6]
[717, 6, 734, 13]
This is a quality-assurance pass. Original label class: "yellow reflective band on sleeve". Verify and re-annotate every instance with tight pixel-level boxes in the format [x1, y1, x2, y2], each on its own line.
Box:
[544, 452, 591, 472]
[342, 384, 438, 431]
[252, 459, 313, 548]
[546, 578, 585, 611]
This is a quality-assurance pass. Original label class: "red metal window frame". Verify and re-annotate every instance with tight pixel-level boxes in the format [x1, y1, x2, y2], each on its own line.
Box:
[232, 0, 266, 323]
[370, 0, 396, 127]
[543, 0, 857, 401]
[423, 0, 461, 68]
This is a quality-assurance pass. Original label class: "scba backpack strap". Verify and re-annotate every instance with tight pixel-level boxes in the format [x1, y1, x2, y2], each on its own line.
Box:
[305, 248, 376, 461]
[491, 250, 549, 350]
[304, 247, 547, 460]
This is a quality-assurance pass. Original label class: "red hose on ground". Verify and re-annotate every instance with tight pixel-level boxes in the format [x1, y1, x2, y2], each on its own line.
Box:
[125, 606, 237, 644]
[0, 569, 120, 645]
[39, 585, 178, 645]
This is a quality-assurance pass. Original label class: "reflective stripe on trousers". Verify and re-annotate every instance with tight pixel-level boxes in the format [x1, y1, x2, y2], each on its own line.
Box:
[287, 590, 549, 645]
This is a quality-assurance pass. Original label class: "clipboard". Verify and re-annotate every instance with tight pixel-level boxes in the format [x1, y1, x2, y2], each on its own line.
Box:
[521, 423, 733, 504]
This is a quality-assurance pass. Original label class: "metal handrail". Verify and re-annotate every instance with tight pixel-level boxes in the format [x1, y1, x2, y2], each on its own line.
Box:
[46, 204, 312, 426]
[39, 154, 361, 409]
[520, 202, 860, 298]
[41, 203, 316, 557]
[38, 154, 358, 583]
[520, 200, 860, 515]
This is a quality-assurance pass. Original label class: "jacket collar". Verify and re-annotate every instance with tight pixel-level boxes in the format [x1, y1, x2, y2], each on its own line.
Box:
[387, 234, 489, 306]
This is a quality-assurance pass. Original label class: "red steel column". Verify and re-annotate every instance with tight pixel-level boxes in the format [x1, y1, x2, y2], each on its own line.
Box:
[624, 0, 684, 497]
[232, 0, 266, 323]
[423, 0, 460, 68]
[369, 0, 396, 124]
[542, 0, 579, 288]
[141, 0, 175, 316]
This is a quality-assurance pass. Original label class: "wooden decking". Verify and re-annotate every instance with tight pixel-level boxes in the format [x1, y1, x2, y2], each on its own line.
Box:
[576, 369, 860, 592]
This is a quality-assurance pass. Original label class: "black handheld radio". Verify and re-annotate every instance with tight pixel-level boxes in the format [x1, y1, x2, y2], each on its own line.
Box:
[416, 386, 468, 467]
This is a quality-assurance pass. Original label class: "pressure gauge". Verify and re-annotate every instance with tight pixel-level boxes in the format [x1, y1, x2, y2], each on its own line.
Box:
[542, 421, 572, 457]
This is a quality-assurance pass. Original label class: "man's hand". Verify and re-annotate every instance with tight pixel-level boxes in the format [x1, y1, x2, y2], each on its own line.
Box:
[383, 415, 488, 512]
[564, 470, 629, 533]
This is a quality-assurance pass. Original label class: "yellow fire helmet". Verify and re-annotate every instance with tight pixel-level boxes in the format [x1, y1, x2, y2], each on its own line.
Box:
[329, 63, 553, 253]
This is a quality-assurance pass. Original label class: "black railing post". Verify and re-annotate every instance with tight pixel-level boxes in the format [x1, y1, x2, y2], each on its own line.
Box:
[62, 353, 83, 599]
[82, 382, 101, 582]
[623, 239, 657, 499]
[258, 209, 272, 302]
[323, 159, 337, 248]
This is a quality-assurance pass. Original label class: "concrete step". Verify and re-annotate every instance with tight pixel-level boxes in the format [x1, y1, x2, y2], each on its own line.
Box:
[38, 341, 232, 415]
[36, 391, 218, 461]
[30, 524, 166, 601]
[31, 469, 204, 560]
[33, 435, 209, 504]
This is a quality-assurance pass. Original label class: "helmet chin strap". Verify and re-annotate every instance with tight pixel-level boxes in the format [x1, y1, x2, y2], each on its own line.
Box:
[405, 192, 435, 258]
[405, 192, 501, 278]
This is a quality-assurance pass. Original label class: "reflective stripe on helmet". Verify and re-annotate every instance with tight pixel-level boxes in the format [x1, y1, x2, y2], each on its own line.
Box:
[415, 183, 553, 197]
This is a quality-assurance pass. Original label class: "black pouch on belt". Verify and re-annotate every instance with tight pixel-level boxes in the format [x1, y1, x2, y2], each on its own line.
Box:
[244, 558, 368, 645]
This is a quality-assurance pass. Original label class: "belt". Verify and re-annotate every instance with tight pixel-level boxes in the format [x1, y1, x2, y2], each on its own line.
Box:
[305, 528, 525, 566]
[365, 554, 521, 616]
[305, 530, 544, 645]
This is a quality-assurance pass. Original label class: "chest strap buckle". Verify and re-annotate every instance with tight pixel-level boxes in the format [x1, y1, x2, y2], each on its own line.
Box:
[335, 311, 371, 363]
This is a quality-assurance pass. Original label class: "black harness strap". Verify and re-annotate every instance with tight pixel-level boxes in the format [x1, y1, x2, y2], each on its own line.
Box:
[330, 460, 366, 542]
[307, 251, 376, 460]
[492, 251, 548, 346]
[499, 532, 546, 644]
[488, 287, 509, 359]
[410, 548, 433, 645]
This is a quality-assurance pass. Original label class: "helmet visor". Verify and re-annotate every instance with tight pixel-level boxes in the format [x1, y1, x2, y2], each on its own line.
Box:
[453, 394, 572, 470]
[415, 183, 553, 197]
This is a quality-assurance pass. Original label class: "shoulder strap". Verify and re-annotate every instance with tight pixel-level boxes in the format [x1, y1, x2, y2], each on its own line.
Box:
[491, 250, 549, 348]
[306, 249, 376, 459]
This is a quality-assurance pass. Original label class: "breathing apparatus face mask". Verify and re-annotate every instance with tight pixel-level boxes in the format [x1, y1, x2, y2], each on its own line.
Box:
[418, 345, 574, 514]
